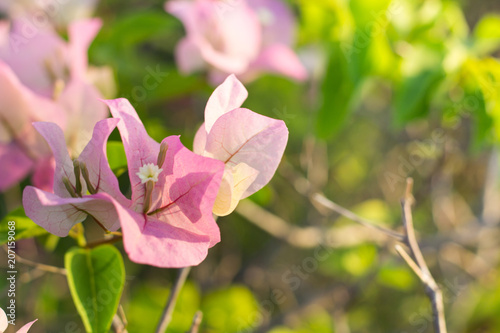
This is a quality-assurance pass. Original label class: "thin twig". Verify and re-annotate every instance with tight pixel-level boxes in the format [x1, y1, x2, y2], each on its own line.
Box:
[155, 267, 191, 333]
[2, 246, 67, 275]
[188, 311, 203, 333]
[312, 193, 406, 241]
[395, 245, 425, 282]
[112, 313, 128, 333]
[235, 199, 398, 249]
[399, 178, 447, 333]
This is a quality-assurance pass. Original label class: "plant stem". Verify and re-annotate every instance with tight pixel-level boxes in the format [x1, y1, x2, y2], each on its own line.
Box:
[188, 311, 203, 333]
[398, 178, 447, 333]
[155, 267, 191, 333]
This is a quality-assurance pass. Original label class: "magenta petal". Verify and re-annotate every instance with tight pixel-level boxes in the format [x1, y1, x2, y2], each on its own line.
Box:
[249, 44, 308, 81]
[16, 319, 37, 333]
[205, 74, 248, 132]
[24, 190, 122, 235]
[32, 122, 75, 198]
[0, 143, 33, 191]
[22, 188, 120, 236]
[103, 98, 159, 205]
[31, 156, 55, 192]
[116, 203, 212, 268]
[205, 108, 288, 198]
[150, 136, 224, 246]
[68, 18, 102, 79]
[78, 118, 129, 206]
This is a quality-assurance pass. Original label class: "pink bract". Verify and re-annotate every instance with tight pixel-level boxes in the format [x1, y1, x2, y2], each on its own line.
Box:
[103, 99, 225, 267]
[194, 74, 288, 215]
[23, 118, 127, 236]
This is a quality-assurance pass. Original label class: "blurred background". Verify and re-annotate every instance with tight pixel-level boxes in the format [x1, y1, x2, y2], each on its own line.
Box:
[1, 0, 500, 332]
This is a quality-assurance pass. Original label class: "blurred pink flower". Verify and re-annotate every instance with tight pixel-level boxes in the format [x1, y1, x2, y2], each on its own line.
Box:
[103, 99, 225, 267]
[194, 74, 288, 215]
[165, 0, 307, 84]
[0, 18, 109, 191]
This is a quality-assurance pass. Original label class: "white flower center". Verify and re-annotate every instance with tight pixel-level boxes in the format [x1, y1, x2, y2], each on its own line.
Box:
[137, 163, 163, 183]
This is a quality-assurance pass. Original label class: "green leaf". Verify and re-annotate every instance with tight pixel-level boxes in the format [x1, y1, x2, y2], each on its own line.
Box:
[106, 141, 127, 173]
[316, 43, 356, 139]
[65, 245, 125, 333]
[394, 67, 444, 125]
[0, 207, 48, 245]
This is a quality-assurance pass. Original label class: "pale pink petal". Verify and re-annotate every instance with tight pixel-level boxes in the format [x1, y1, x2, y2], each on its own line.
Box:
[248, 44, 308, 81]
[247, 0, 295, 47]
[58, 79, 108, 157]
[23, 188, 121, 236]
[212, 163, 258, 216]
[31, 156, 55, 192]
[169, 0, 261, 75]
[165, 0, 195, 29]
[0, 143, 33, 191]
[32, 122, 75, 198]
[114, 202, 213, 268]
[175, 37, 206, 74]
[16, 319, 37, 333]
[193, 123, 207, 155]
[204, 74, 248, 133]
[199, 0, 261, 70]
[205, 108, 288, 198]
[0, 307, 7, 332]
[104, 98, 160, 206]
[68, 18, 102, 79]
[78, 118, 129, 206]
[0, 61, 65, 139]
[149, 136, 224, 246]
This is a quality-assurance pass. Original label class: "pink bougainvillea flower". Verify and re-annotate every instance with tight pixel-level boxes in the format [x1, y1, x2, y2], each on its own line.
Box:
[23, 118, 129, 236]
[23, 98, 226, 268]
[0, 307, 37, 333]
[193, 74, 288, 215]
[0, 18, 109, 191]
[165, 0, 307, 84]
[102, 98, 225, 267]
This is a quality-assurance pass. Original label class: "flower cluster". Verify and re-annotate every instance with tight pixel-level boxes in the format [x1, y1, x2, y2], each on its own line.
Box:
[22, 75, 288, 268]
[166, 0, 307, 84]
